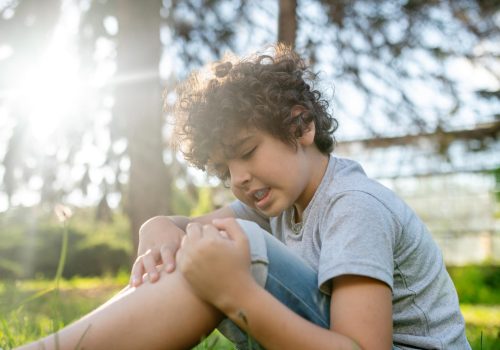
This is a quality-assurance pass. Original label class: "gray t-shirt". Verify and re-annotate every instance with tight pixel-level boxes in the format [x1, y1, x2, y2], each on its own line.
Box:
[231, 156, 470, 349]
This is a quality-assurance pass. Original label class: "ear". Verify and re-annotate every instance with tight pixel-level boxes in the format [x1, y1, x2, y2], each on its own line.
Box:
[290, 105, 315, 147]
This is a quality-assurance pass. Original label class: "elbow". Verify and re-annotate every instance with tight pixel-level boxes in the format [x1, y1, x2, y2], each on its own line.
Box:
[139, 216, 179, 236]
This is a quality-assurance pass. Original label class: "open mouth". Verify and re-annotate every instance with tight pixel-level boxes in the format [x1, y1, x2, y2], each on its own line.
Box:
[253, 188, 271, 208]
[254, 188, 268, 200]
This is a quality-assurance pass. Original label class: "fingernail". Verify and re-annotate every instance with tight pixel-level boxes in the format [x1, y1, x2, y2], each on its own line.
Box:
[166, 263, 174, 272]
[149, 271, 157, 279]
[131, 277, 138, 286]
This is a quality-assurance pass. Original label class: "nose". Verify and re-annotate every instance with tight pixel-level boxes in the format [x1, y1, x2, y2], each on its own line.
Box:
[229, 161, 251, 188]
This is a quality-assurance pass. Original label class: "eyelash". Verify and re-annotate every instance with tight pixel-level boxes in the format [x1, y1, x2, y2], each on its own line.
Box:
[241, 146, 256, 160]
[211, 146, 257, 182]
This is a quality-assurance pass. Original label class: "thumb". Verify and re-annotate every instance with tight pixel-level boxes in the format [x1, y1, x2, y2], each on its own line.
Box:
[212, 218, 246, 242]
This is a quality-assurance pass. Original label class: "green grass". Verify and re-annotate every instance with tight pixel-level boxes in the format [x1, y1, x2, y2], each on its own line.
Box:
[0, 276, 235, 349]
[1, 277, 498, 349]
[461, 304, 500, 350]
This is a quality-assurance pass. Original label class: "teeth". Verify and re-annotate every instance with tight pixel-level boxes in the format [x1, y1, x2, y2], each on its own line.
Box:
[254, 189, 267, 200]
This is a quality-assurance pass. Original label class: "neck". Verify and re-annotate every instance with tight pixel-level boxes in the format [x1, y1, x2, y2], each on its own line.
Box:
[294, 151, 329, 221]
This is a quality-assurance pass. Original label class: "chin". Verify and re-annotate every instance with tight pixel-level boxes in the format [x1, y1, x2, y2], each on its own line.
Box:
[257, 206, 285, 218]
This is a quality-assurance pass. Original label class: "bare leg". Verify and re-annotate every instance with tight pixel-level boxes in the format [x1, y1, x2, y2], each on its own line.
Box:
[15, 269, 223, 350]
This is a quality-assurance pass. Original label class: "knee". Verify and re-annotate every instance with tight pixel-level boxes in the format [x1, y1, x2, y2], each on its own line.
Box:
[235, 220, 269, 262]
[235, 219, 269, 287]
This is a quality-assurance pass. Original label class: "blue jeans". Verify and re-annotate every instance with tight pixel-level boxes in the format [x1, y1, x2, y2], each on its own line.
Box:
[217, 220, 331, 350]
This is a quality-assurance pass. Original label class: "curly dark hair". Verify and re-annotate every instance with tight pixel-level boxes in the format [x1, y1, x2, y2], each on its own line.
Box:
[172, 44, 338, 175]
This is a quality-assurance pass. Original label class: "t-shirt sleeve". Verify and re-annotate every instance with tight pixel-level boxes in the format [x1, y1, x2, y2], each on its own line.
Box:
[229, 200, 272, 233]
[318, 191, 399, 295]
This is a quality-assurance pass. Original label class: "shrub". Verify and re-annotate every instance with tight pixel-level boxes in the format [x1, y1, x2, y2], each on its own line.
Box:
[447, 264, 500, 304]
[0, 206, 132, 280]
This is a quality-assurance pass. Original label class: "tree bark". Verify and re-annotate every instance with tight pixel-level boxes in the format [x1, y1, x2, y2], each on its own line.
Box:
[115, 0, 169, 257]
[278, 0, 297, 47]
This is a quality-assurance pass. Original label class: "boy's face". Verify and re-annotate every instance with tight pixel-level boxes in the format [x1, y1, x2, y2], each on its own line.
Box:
[209, 126, 322, 217]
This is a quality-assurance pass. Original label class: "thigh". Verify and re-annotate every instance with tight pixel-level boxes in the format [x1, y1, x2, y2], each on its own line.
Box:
[218, 220, 330, 349]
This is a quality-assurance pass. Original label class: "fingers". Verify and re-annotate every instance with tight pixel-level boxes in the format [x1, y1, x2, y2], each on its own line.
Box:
[212, 218, 246, 242]
[185, 222, 203, 241]
[160, 243, 178, 273]
[179, 222, 231, 265]
[132, 221, 237, 288]
[142, 248, 160, 282]
[186, 222, 227, 241]
[130, 248, 160, 287]
[130, 257, 145, 287]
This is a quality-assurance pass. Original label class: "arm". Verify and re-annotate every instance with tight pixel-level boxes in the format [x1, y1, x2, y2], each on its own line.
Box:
[179, 218, 393, 350]
[329, 275, 393, 349]
[130, 206, 236, 286]
[224, 276, 392, 350]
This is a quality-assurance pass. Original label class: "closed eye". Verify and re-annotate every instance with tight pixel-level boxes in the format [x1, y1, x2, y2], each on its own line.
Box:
[241, 146, 257, 160]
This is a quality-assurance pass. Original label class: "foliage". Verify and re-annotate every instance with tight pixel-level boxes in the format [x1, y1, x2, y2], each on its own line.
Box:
[448, 264, 500, 349]
[491, 166, 500, 203]
[190, 187, 215, 217]
[448, 264, 500, 305]
[0, 206, 132, 280]
[171, 181, 200, 216]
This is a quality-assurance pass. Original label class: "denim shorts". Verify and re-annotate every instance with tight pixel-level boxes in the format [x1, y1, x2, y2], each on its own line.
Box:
[217, 219, 331, 350]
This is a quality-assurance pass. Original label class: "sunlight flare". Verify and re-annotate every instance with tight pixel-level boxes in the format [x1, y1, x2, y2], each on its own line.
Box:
[18, 43, 83, 143]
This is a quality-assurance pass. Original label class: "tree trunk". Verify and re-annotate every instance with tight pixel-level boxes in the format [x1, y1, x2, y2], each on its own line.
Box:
[115, 0, 169, 257]
[278, 0, 297, 47]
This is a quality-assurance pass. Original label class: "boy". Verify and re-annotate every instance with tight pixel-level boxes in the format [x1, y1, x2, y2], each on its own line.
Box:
[17, 45, 470, 350]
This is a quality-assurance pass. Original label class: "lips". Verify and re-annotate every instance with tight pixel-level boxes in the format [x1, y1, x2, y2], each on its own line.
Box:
[250, 187, 271, 209]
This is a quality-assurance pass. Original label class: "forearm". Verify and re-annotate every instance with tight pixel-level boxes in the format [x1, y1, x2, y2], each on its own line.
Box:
[222, 282, 359, 350]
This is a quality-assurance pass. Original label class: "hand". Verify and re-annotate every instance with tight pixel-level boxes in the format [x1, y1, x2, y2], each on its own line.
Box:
[130, 216, 184, 287]
[177, 218, 255, 310]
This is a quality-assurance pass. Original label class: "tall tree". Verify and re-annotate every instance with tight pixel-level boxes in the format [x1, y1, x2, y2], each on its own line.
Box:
[114, 0, 169, 253]
[76, 0, 171, 254]
[278, 0, 297, 46]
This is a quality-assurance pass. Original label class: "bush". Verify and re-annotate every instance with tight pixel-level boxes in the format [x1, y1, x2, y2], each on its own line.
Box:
[447, 264, 500, 304]
[0, 206, 132, 280]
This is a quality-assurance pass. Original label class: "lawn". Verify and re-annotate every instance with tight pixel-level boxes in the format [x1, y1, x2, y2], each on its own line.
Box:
[0, 276, 235, 350]
[0, 277, 498, 349]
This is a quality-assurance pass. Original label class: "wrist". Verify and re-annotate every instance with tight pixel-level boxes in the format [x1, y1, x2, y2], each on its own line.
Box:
[217, 276, 262, 316]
